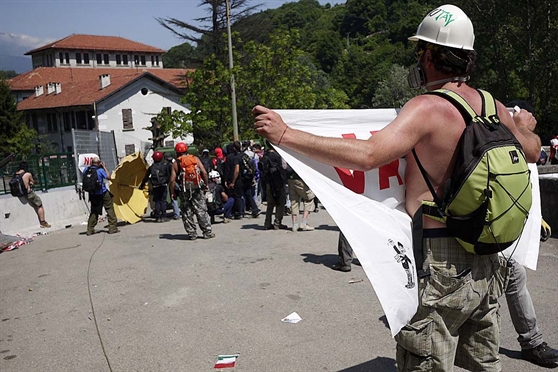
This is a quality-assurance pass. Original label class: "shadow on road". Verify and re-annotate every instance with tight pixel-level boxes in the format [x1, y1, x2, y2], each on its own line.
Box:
[301, 253, 339, 267]
[337, 357, 397, 372]
[158, 234, 191, 240]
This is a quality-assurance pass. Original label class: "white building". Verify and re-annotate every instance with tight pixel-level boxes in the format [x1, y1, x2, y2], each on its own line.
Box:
[9, 34, 193, 158]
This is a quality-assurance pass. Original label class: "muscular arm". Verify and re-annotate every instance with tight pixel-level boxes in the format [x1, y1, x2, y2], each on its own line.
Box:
[253, 96, 432, 170]
[497, 102, 540, 163]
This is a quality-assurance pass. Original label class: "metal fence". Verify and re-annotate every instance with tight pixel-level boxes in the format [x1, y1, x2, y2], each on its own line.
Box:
[1, 153, 76, 195]
[72, 129, 118, 182]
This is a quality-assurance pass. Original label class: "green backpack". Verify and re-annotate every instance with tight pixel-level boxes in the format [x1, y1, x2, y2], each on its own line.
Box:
[413, 89, 532, 255]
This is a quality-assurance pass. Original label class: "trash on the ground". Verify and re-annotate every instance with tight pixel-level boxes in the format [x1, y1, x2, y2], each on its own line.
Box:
[348, 279, 364, 284]
[28, 288, 33, 291]
[214, 354, 239, 369]
[65, 224, 72, 228]
[0, 234, 34, 253]
[281, 312, 302, 324]
[80, 221, 87, 225]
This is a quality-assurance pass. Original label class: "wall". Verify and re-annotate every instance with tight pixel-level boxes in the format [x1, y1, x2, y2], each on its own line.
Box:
[0, 186, 89, 237]
[97, 77, 193, 158]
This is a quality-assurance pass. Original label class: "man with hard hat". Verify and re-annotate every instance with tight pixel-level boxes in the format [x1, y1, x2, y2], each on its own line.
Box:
[253, 4, 541, 371]
[169, 142, 214, 240]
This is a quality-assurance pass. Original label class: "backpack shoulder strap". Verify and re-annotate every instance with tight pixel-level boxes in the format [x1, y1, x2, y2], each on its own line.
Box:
[425, 89, 477, 124]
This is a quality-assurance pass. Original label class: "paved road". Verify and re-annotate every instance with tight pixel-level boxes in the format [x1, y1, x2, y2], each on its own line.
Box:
[1, 207, 557, 371]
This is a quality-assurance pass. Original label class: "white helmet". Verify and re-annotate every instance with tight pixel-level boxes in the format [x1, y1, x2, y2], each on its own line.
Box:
[408, 4, 475, 50]
[209, 170, 221, 180]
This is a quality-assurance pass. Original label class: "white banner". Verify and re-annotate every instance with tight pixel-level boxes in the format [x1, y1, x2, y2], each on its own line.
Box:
[274, 109, 541, 337]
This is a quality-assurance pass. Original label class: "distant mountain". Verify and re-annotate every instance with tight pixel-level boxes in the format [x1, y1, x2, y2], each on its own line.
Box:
[0, 55, 32, 74]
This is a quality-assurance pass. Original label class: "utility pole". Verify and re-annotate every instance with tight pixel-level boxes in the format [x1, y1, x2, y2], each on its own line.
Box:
[226, 0, 239, 142]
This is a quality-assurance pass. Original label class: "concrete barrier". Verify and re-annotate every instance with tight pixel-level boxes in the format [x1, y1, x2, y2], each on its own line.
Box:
[1, 167, 557, 238]
[0, 186, 90, 237]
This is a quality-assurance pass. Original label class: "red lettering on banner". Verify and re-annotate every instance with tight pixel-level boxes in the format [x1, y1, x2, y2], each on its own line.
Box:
[334, 133, 365, 194]
[379, 160, 403, 190]
[84, 157, 92, 165]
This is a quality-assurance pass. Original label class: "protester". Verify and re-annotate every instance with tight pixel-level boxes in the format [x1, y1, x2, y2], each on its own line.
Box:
[207, 170, 233, 224]
[259, 142, 287, 230]
[13, 161, 51, 228]
[200, 148, 213, 174]
[240, 140, 261, 218]
[253, 4, 541, 370]
[139, 151, 170, 222]
[504, 101, 558, 365]
[288, 170, 315, 232]
[213, 147, 225, 178]
[165, 153, 181, 220]
[222, 142, 243, 219]
[550, 129, 558, 164]
[331, 232, 354, 272]
[169, 142, 214, 240]
[83, 157, 118, 235]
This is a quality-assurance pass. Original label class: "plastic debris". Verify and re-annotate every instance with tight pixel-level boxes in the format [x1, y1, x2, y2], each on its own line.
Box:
[281, 312, 302, 324]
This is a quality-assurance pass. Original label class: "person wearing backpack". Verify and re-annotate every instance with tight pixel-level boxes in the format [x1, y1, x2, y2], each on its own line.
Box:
[83, 157, 118, 235]
[12, 161, 51, 228]
[259, 142, 287, 230]
[169, 142, 214, 240]
[139, 151, 170, 223]
[253, 5, 542, 371]
[223, 142, 243, 219]
[240, 141, 261, 218]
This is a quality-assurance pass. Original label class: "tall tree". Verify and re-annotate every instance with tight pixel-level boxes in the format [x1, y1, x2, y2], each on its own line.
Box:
[0, 78, 41, 158]
[156, 0, 261, 64]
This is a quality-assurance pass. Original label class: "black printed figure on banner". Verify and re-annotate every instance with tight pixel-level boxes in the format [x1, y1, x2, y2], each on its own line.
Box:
[389, 239, 415, 289]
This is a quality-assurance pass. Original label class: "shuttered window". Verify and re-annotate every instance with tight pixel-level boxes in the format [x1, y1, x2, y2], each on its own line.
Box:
[122, 109, 133, 130]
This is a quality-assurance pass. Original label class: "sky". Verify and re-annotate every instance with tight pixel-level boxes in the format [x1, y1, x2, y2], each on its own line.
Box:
[0, 0, 343, 73]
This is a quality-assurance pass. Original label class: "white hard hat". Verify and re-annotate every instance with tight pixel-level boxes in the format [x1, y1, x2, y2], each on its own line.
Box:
[209, 170, 220, 179]
[409, 4, 475, 50]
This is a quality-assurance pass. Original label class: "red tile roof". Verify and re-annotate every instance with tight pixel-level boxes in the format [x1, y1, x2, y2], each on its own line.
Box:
[10, 67, 194, 111]
[25, 34, 166, 55]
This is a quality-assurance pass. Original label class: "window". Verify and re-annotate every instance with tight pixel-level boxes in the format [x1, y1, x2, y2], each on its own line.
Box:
[96, 54, 102, 65]
[65, 52, 69, 64]
[84, 53, 90, 64]
[140, 55, 146, 66]
[76, 53, 82, 64]
[156, 56, 159, 66]
[103, 54, 109, 65]
[47, 113, 58, 133]
[63, 112, 72, 132]
[59, 52, 63, 64]
[151, 55, 155, 65]
[116, 54, 121, 65]
[122, 109, 133, 130]
[125, 144, 136, 155]
[123, 54, 128, 65]
[134, 55, 139, 65]
[164, 107, 172, 115]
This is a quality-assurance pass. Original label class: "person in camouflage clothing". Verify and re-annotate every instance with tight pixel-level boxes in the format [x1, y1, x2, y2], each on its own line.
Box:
[169, 142, 215, 240]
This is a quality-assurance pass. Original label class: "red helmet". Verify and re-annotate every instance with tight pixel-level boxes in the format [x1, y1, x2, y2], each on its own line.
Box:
[175, 142, 188, 154]
[152, 151, 163, 162]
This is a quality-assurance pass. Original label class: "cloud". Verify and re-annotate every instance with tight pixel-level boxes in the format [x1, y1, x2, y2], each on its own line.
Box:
[0, 32, 56, 56]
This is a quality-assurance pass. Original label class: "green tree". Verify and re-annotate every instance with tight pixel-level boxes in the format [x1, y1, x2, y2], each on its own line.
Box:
[162, 42, 201, 68]
[157, 0, 260, 64]
[0, 78, 40, 158]
[372, 64, 421, 108]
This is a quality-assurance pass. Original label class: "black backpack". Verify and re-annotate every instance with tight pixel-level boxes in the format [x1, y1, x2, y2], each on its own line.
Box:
[241, 153, 256, 180]
[9, 173, 27, 197]
[82, 166, 102, 193]
[150, 162, 169, 187]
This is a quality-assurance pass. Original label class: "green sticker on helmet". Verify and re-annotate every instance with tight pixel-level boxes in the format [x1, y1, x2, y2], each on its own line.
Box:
[428, 8, 456, 27]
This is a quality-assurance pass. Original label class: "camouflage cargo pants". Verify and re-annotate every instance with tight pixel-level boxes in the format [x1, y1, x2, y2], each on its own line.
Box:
[395, 236, 509, 372]
[179, 189, 212, 238]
